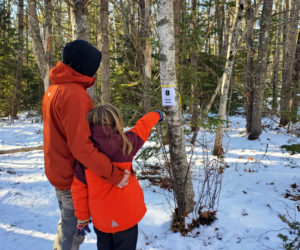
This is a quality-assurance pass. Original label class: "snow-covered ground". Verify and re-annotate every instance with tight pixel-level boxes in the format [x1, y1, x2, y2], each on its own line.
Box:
[0, 113, 299, 250]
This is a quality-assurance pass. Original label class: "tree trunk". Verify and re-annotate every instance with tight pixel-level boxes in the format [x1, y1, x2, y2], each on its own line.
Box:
[248, 0, 273, 139]
[271, 0, 282, 112]
[12, 0, 24, 118]
[215, 0, 225, 57]
[67, 4, 76, 40]
[141, 0, 152, 113]
[213, 0, 245, 156]
[205, 0, 212, 54]
[173, 0, 181, 66]
[100, 0, 111, 104]
[157, 0, 194, 222]
[44, 0, 52, 91]
[279, 0, 299, 125]
[70, 0, 97, 103]
[72, 0, 89, 40]
[291, 31, 300, 123]
[191, 0, 198, 132]
[27, 0, 49, 91]
[282, 0, 289, 64]
[245, 0, 255, 133]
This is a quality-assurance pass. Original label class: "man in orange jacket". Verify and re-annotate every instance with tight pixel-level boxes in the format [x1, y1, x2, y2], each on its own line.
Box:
[42, 40, 129, 250]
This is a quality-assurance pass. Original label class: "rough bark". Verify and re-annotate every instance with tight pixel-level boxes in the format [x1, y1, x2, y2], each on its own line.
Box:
[291, 32, 300, 123]
[157, 0, 194, 220]
[279, 0, 299, 125]
[248, 0, 273, 139]
[100, 0, 111, 104]
[282, 0, 289, 64]
[67, 4, 76, 40]
[215, 0, 225, 57]
[190, 0, 198, 132]
[12, 0, 24, 118]
[213, 0, 245, 156]
[271, 0, 282, 111]
[142, 0, 152, 113]
[69, 0, 97, 103]
[245, 0, 255, 133]
[27, 0, 49, 91]
[173, 0, 181, 66]
[44, 0, 52, 91]
[71, 0, 89, 40]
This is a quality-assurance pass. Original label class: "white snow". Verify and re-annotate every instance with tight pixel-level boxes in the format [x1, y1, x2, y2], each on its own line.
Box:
[0, 114, 299, 250]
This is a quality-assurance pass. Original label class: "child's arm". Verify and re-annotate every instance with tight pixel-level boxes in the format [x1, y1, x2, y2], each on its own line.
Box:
[127, 110, 164, 154]
[71, 162, 90, 224]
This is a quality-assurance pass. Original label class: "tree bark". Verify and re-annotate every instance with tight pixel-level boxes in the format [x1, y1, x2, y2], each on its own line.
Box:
[279, 0, 299, 125]
[291, 31, 300, 123]
[100, 0, 111, 104]
[191, 0, 198, 132]
[142, 0, 152, 113]
[271, 0, 282, 112]
[248, 0, 273, 139]
[157, 0, 194, 220]
[215, 0, 225, 57]
[173, 0, 181, 66]
[12, 0, 24, 118]
[27, 0, 50, 91]
[213, 0, 245, 156]
[282, 0, 289, 64]
[69, 0, 97, 103]
[245, 0, 255, 133]
[44, 0, 52, 91]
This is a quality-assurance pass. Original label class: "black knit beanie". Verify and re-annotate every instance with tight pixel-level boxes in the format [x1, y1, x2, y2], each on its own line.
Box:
[63, 39, 102, 77]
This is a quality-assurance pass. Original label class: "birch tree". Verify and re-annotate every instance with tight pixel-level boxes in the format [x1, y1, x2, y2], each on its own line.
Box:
[157, 0, 194, 224]
[213, 0, 245, 155]
[248, 0, 273, 139]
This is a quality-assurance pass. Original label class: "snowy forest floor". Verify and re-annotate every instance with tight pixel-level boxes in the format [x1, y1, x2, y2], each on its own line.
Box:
[0, 113, 299, 250]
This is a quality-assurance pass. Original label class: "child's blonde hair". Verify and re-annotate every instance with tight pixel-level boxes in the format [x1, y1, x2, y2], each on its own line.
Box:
[87, 104, 133, 155]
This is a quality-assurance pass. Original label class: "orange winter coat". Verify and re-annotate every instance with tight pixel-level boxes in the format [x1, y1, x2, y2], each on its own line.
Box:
[71, 111, 161, 233]
[42, 61, 124, 190]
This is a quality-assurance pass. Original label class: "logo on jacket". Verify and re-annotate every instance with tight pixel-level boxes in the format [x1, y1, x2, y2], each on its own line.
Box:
[112, 220, 119, 227]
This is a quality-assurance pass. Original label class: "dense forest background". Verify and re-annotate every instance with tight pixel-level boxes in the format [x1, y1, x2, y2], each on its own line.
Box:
[1, 0, 298, 126]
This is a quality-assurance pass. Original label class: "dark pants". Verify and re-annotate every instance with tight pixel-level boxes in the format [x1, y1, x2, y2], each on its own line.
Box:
[94, 224, 138, 250]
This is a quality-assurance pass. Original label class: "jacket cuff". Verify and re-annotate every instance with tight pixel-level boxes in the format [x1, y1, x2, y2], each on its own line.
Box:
[155, 110, 164, 122]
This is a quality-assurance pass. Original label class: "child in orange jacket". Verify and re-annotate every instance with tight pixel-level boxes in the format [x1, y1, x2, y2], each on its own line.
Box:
[71, 104, 164, 250]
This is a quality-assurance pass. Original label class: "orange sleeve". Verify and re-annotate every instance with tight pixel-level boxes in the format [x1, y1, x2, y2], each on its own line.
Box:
[71, 176, 90, 221]
[59, 87, 124, 185]
[130, 111, 161, 142]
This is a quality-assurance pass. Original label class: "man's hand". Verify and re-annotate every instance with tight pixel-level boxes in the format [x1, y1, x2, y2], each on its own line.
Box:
[116, 169, 130, 188]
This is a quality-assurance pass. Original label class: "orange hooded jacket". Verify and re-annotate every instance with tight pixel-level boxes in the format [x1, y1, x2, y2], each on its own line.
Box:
[42, 61, 124, 190]
[71, 111, 161, 233]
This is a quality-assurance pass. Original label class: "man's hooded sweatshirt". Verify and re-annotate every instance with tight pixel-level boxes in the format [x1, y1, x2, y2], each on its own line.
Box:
[71, 111, 161, 233]
[42, 62, 124, 190]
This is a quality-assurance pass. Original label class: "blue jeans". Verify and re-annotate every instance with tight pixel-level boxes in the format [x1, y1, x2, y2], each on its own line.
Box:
[53, 189, 84, 250]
